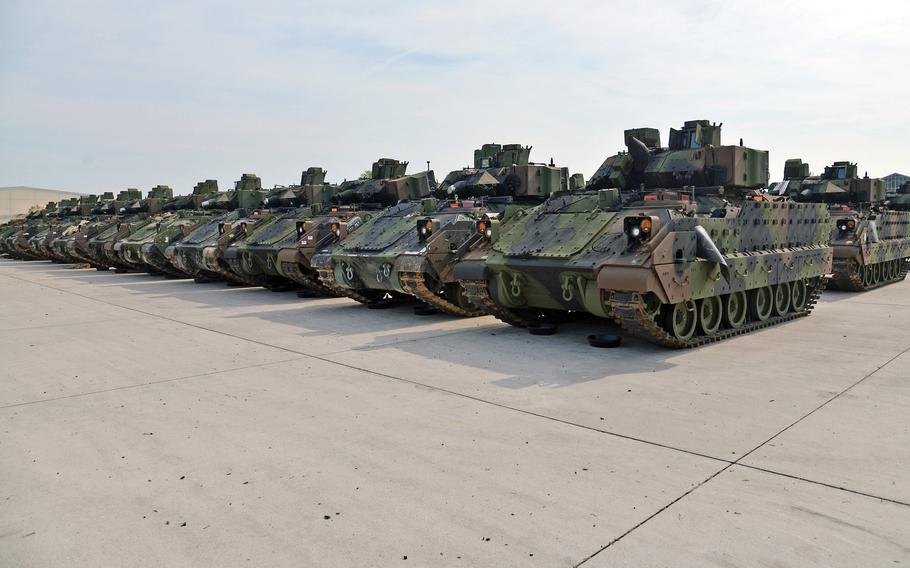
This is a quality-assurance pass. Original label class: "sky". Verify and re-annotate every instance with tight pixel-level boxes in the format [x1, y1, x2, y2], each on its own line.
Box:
[1, 0, 908, 195]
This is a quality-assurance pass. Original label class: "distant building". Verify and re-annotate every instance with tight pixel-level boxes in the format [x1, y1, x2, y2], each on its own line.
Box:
[883, 173, 910, 195]
[0, 186, 85, 223]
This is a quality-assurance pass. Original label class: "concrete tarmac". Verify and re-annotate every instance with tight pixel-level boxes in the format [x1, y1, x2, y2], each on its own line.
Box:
[1, 259, 908, 567]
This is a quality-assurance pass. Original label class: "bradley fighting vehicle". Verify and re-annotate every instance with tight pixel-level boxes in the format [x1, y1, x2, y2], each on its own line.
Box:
[456, 120, 834, 347]
[136, 180, 222, 276]
[777, 160, 910, 291]
[116, 182, 222, 276]
[25, 198, 84, 261]
[49, 192, 116, 263]
[278, 159, 427, 297]
[221, 168, 337, 290]
[97, 186, 173, 272]
[1, 202, 62, 260]
[313, 148, 578, 314]
[83, 189, 144, 269]
[168, 174, 267, 282]
[0, 217, 31, 258]
[373, 145, 580, 315]
[311, 159, 510, 309]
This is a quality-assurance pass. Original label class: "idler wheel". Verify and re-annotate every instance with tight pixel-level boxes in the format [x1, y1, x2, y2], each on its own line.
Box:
[723, 291, 747, 329]
[790, 280, 808, 313]
[698, 296, 723, 335]
[748, 287, 773, 322]
[413, 305, 438, 316]
[527, 322, 558, 336]
[772, 282, 791, 316]
[587, 334, 622, 348]
[664, 300, 697, 341]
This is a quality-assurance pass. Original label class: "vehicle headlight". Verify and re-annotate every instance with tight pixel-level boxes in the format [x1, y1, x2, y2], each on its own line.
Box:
[417, 218, 437, 241]
[624, 216, 654, 242]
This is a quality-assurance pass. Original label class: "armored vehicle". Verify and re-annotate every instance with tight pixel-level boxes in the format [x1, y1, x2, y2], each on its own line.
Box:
[221, 168, 336, 289]
[777, 159, 910, 291]
[83, 189, 144, 269]
[49, 192, 116, 264]
[0, 218, 30, 258]
[333, 144, 570, 317]
[94, 186, 173, 272]
[457, 120, 833, 347]
[132, 180, 222, 276]
[168, 174, 267, 282]
[1, 203, 59, 260]
[310, 159, 472, 307]
[277, 160, 421, 297]
[26, 200, 79, 261]
[114, 185, 180, 273]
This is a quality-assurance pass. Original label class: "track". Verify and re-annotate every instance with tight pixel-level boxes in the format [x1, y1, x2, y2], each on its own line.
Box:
[279, 261, 338, 296]
[830, 257, 909, 292]
[399, 272, 484, 317]
[608, 278, 827, 349]
[459, 279, 533, 327]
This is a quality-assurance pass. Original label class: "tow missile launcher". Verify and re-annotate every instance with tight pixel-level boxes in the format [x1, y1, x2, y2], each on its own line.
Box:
[221, 168, 337, 290]
[276, 161, 422, 297]
[459, 120, 834, 347]
[168, 174, 267, 281]
[777, 159, 910, 290]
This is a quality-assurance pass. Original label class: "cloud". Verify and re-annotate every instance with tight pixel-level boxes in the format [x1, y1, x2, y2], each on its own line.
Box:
[1, 0, 908, 193]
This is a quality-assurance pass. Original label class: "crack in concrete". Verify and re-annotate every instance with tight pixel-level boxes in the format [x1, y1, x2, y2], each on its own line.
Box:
[4, 264, 910, 567]
[573, 341, 910, 566]
[0, 356, 308, 409]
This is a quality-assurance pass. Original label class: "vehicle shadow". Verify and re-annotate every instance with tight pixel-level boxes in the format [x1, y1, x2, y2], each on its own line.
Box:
[29, 262, 681, 383]
[329, 313, 679, 387]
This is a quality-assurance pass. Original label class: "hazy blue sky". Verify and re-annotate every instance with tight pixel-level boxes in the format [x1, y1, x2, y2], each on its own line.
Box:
[1, 0, 908, 194]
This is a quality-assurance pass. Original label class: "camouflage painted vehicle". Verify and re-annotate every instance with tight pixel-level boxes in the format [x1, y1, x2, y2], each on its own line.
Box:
[309, 160, 462, 306]
[1, 203, 59, 260]
[457, 120, 834, 348]
[321, 144, 580, 315]
[132, 180, 222, 277]
[25, 202, 74, 261]
[168, 174, 267, 282]
[276, 160, 419, 297]
[49, 192, 115, 264]
[777, 159, 910, 291]
[888, 181, 910, 210]
[0, 217, 30, 258]
[83, 189, 144, 269]
[114, 185, 181, 273]
[221, 168, 336, 290]
[96, 186, 173, 272]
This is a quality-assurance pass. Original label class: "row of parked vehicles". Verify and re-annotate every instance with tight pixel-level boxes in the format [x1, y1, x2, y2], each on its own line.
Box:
[4, 119, 910, 348]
